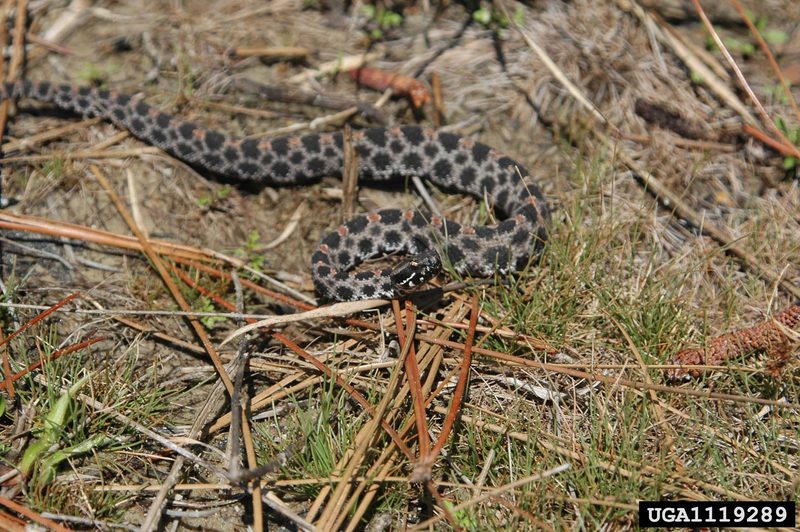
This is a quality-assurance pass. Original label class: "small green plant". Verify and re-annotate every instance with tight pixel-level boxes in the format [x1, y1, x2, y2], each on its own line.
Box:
[765, 81, 793, 105]
[705, 12, 788, 58]
[18, 374, 114, 486]
[472, 6, 523, 30]
[217, 184, 232, 199]
[245, 229, 260, 250]
[76, 63, 116, 86]
[240, 229, 266, 271]
[196, 185, 233, 207]
[195, 295, 225, 328]
[361, 5, 403, 39]
[775, 117, 799, 171]
[751, 12, 788, 45]
[41, 158, 66, 178]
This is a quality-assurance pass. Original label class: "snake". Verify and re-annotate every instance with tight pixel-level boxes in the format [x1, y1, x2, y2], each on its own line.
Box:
[1, 80, 550, 301]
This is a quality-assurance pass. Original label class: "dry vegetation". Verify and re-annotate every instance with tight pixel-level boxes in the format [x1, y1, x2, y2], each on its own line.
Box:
[1, 0, 799, 530]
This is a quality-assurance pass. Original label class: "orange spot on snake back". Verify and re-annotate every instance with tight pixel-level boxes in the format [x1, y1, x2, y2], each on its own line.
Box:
[367, 213, 382, 223]
[337, 226, 349, 237]
[459, 138, 475, 149]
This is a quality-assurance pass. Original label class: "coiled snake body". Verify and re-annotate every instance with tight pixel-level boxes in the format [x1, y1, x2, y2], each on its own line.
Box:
[1, 80, 549, 301]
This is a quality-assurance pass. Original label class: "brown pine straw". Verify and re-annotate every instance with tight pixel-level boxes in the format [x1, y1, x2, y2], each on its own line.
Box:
[428, 294, 478, 460]
[0, 495, 71, 532]
[85, 165, 253, 529]
[727, 0, 800, 123]
[0, 211, 224, 263]
[172, 264, 416, 460]
[669, 303, 800, 380]
[741, 123, 800, 158]
[271, 332, 415, 460]
[174, 262, 459, 527]
[1, 292, 81, 397]
[690, 0, 800, 159]
[173, 257, 379, 330]
[0, 292, 80, 351]
[0, 333, 104, 391]
[88, 165, 234, 392]
[394, 299, 430, 460]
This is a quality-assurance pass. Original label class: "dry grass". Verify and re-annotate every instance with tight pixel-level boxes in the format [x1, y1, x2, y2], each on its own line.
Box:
[1, 0, 799, 530]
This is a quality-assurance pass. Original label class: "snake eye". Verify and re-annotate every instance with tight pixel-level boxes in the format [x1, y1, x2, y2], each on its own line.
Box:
[390, 250, 442, 291]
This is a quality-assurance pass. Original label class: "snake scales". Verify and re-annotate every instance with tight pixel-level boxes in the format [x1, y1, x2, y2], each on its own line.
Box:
[1, 80, 549, 301]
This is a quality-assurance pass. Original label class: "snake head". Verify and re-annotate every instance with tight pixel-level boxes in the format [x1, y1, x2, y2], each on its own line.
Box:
[390, 250, 442, 293]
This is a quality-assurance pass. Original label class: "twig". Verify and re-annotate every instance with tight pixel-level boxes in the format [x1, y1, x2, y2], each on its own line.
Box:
[40, 0, 91, 44]
[227, 271, 247, 481]
[430, 71, 445, 128]
[287, 52, 380, 84]
[741, 123, 800, 158]
[8, 0, 26, 79]
[227, 46, 309, 61]
[341, 125, 358, 221]
[231, 76, 389, 125]
[0, 211, 228, 265]
[23, 32, 73, 55]
[2, 146, 162, 163]
[1, 117, 104, 152]
[616, 131, 736, 152]
[0, 0, 13, 148]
